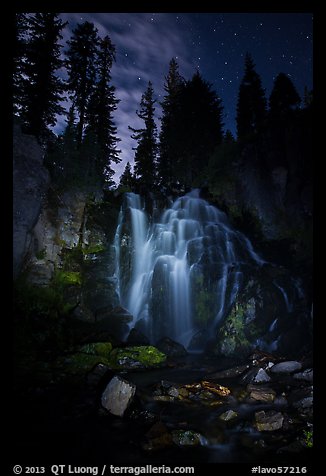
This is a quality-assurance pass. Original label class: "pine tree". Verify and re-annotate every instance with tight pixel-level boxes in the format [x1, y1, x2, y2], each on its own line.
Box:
[18, 13, 66, 141]
[175, 71, 224, 188]
[119, 162, 134, 189]
[236, 53, 267, 140]
[66, 21, 99, 147]
[158, 58, 185, 188]
[13, 13, 28, 115]
[85, 35, 121, 184]
[269, 73, 301, 118]
[129, 82, 158, 190]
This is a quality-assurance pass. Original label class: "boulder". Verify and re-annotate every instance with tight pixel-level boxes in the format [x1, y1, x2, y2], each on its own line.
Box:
[270, 361, 302, 374]
[255, 410, 284, 431]
[108, 346, 166, 370]
[241, 367, 271, 384]
[156, 337, 187, 357]
[247, 385, 276, 403]
[101, 376, 136, 416]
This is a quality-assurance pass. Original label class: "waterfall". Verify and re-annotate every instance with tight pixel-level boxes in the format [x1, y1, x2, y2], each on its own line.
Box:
[114, 190, 265, 348]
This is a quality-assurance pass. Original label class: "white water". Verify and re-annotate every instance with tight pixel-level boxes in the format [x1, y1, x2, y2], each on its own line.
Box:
[115, 190, 265, 348]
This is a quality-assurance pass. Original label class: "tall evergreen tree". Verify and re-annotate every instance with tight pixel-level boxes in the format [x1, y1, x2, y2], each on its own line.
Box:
[269, 73, 301, 118]
[13, 13, 28, 115]
[119, 162, 134, 189]
[85, 35, 120, 184]
[158, 58, 185, 188]
[18, 13, 66, 140]
[129, 82, 158, 190]
[66, 21, 99, 146]
[175, 71, 224, 188]
[236, 53, 267, 140]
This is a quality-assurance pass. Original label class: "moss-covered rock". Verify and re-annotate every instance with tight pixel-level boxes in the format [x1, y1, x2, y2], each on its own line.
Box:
[56, 352, 110, 376]
[54, 270, 82, 286]
[214, 302, 252, 357]
[108, 346, 167, 370]
[78, 341, 113, 357]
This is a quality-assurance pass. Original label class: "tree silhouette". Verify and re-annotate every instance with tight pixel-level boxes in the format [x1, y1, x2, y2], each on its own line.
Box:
[129, 82, 158, 191]
[85, 35, 121, 184]
[236, 53, 267, 140]
[175, 71, 224, 188]
[18, 13, 66, 141]
[269, 73, 301, 118]
[158, 58, 185, 189]
[66, 21, 99, 147]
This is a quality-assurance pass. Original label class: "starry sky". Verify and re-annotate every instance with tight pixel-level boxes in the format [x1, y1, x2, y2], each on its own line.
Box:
[57, 12, 313, 183]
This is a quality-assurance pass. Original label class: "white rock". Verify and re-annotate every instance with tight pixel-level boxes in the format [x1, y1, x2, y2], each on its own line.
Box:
[101, 376, 136, 416]
[254, 368, 271, 383]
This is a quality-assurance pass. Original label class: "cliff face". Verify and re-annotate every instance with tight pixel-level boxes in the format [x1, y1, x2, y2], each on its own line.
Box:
[13, 122, 50, 278]
[13, 123, 121, 329]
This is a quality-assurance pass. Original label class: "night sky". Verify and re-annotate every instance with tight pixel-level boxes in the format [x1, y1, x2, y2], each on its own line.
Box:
[58, 12, 313, 182]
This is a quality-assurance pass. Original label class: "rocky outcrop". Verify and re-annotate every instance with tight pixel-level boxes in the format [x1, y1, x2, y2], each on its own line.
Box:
[13, 122, 49, 278]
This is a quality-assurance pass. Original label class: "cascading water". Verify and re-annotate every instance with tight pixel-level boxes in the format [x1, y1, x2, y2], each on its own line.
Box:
[114, 190, 266, 348]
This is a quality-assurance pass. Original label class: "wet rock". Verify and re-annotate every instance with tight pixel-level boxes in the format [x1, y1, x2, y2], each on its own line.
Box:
[254, 368, 271, 383]
[200, 381, 230, 397]
[249, 350, 277, 366]
[108, 346, 167, 370]
[172, 430, 204, 447]
[289, 386, 313, 409]
[274, 395, 288, 407]
[293, 368, 313, 383]
[101, 376, 136, 416]
[255, 410, 284, 431]
[127, 328, 150, 346]
[153, 395, 176, 402]
[241, 367, 271, 384]
[293, 397, 313, 409]
[219, 409, 238, 421]
[86, 363, 110, 388]
[156, 337, 187, 357]
[143, 422, 173, 451]
[247, 384, 276, 403]
[270, 361, 302, 374]
[208, 364, 249, 379]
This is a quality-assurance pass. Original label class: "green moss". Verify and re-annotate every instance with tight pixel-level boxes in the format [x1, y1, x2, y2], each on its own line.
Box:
[78, 341, 113, 357]
[215, 302, 251, 356]
[108, 345, 166, 369]
[303, 429, 313, 448]
[54, 270, 82, 286]
[35, 248, 46, 260]
[56, 352, 110, 375]
[82, 243, 106, 255]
